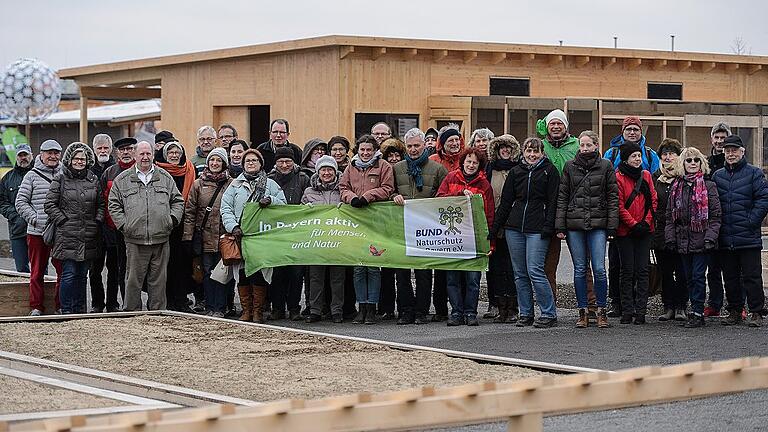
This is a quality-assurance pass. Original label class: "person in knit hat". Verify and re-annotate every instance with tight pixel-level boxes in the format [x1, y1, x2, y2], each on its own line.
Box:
[653, 138, 687, 322]
[182, 144, 233, 318]
[604, 116, 660, 174]
[328, 136, 351, 172]
[429, 124, 465, 173]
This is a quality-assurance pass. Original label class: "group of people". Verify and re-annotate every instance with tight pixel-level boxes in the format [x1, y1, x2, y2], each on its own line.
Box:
[1, 112, 766, 329]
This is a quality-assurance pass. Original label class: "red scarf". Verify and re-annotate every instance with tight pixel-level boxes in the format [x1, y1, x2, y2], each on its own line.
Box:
[118, 159, 135, 170]
[155, 160, 196, 200]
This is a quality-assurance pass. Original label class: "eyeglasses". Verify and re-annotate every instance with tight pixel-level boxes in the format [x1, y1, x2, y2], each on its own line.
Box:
[685, 157, 701, 163]
[117, 147, 134, 152]
[199, 137, 215, 142]
[271, 130, 287, 135]
[330, 147, 347, 153]
[244, 159, 260, 164]
[624, 127, 641, 133]
[219, 135, 234, 140]
[372, 132, 391, 137]
[72, 157, 87, 162]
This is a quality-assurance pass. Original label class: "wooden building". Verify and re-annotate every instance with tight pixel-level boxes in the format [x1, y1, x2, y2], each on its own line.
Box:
[59, 35, 768, 167]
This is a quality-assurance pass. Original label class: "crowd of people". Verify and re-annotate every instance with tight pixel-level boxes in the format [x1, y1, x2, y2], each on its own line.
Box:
[2, 111, 767, 329]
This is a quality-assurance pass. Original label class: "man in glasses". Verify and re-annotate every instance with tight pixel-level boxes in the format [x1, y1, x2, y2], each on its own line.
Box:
[371, 122, 392, 145]
[218, 124, 238, 151]
[191, 125, 217, 174]
[255, 119, 302, 173]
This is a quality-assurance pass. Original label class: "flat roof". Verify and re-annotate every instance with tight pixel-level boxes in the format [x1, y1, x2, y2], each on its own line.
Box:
[0, 99, 161, 125]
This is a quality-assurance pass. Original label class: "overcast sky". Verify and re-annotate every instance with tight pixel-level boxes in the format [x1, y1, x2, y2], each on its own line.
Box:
[2, 0, 766, 71]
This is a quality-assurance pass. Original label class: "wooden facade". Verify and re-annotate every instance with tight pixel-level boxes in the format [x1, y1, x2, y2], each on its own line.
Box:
[59, 35, 768, 160]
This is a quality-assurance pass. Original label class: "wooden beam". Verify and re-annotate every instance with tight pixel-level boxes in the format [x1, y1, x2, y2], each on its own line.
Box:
[725, 63, 740, 72]
[433, 49, 448, 62]
[626, 58, 642, 70]
[747, 64, 762, 75]
[402, 48, 418, 60]
[701, 62, 717, 73]
[339, 45, 354, 59]
[520, 53, 535, 66]
[575, 56, 590, 68]
[602, 57, 617, 69]
[79, 96, 88, 143]
[79, 86, 161, 100]
[371, 47, 386, 60]
[652, 59, 667, 70]
[491, 52, 507, 65]
[548, 54, 563, 66]
[677, 60, 692, 72]
[463, 51, 478, 64]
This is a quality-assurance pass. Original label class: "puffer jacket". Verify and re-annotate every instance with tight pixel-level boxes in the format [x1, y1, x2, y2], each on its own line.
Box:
[664, 178, 721, 254]
[653, 174, 674, 249]
[269, 165, 310, 204]
[108, 167, 185, 245]
[0, 164, 32, 239]
[220, 173, 286, 233]
[393, 158, 447, 199]
[182, 175, 233, 252]
[44, 166, 104, 261]
[339, 156, 395, 204]
[301, 176, 341, 205]
[491, 158, 560, 236]
[615, 169, 658, 237]
[713, 157, 768, 250]
[15, 156, 63, 235]
[436, 169, 495, 230]
[555, 155, 619, 232]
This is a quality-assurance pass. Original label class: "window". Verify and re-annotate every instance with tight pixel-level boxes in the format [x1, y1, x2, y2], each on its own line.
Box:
[354, 113, 419, 140]
[490, 77, 530, 97]
[647, 82, 682, 100]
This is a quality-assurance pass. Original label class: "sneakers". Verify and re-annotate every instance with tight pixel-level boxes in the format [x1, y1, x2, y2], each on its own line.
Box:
[211, 311, 225, 319]
[575, 309, 588, 328]
[465, 316, 479, 326]
[747, 313, 763, 328]
[703, 306, 720, 317]
[446, 316, 465, 326]
[721, 309, 742, 326]
[657, 309, 674, 321]
[674, 309, 687, 321]
[516, 316, 534, 327]
[414, 314, 431, 325]
[683, 314, 705, 328]
[533, 317, 557, 328]
[28, 309, 42, 316]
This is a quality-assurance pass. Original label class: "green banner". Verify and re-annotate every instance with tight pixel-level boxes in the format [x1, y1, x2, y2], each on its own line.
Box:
[241, 195, 490, 275]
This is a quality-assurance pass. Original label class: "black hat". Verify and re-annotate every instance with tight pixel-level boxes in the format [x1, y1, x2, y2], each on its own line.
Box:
[155, 130, 174, 144]
[722, 135, 744, 149]
[619, 142, 642, 162]
[425, 128, 439, 139]
[114, 137, 138, 149]
[657, 139, 682, 157]
[328, 135, 350, 152]
[274, 146, 294, 161]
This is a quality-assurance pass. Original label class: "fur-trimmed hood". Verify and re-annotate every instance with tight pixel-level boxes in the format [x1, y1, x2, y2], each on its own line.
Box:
[488, 134, 520, 164]
[62, 142, 95, 170]
[380, 138, 406, 160]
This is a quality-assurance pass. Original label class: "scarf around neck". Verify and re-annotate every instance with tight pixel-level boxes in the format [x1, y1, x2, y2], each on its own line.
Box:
[200, 168, 229, 183]
[405, 150, 430, 191]
[657, 162, 676, 184]
[573, 150, 599, 169]
[351, 151, 382, 170]
[118, 159, 136, 170]
[155, 159, 196, 200]
[310, 171, 339, 192]
[243, 170, 268, 202]
[671, 171, 709, 233]
[618, 161, 642, 180]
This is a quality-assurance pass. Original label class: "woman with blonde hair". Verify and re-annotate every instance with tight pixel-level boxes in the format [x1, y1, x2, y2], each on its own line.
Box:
[664, 146, 721, 328]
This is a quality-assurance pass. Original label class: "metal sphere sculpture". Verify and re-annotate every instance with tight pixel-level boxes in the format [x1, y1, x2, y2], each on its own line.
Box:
[0, 58, 61, 123]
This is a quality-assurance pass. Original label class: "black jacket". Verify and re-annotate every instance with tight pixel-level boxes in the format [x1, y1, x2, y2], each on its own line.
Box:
[713, 158, 768, 250]
[555, 157, 618, 232]
[268, 166, 310, 205]
[254, 140, 303, 174]
[91, 156, 115, 180]
[653, 174, 675, 250]
[492, 158, 560, 236]
[0, 164, 31, 239]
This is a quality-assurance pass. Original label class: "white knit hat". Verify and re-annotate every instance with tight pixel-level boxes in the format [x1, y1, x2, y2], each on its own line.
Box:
[207, 147, 229, 167]
[545, 109, 569, 130]
[314, 155, 337, 172]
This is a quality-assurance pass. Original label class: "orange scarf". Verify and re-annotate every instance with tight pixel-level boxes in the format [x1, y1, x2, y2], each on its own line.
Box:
[156, 160, 196, 200]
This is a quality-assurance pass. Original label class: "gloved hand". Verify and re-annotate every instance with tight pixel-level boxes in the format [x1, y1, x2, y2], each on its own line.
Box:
[350, 197, 368, 208]
[631, 221, 650, 236]
[486, 232, 495, 241]
[259, 196, 271, 208]
[232, 226, 243, 239]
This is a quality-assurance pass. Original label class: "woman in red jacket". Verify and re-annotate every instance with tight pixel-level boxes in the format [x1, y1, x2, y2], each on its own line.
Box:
[614, 142, 658, 325]
[436, 147, 494, 326]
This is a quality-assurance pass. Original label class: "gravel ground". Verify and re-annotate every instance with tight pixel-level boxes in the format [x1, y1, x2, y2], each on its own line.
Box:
[0, 316, 543, 403]
[0, 374, 120, 414]
[0, 274, 29, 282]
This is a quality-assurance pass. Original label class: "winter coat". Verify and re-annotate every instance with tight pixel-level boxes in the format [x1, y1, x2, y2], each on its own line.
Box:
[436, 170, 495, 230]
[268, 166, 310, 204]
[301, 181, 341, 205]
[182, 176, 233, 252]
[486, 135, 520, 211]
[108, 166, 185, 245]
[664, 179, 721, 254]
[491, 158, 560, 236]
[542, 135, 579, 175]
[339, 158, 395, 204]
[15, 156, 63, 235]
[392, 158, 448, 200]
[220, 173, 286, 234]
[254, 140, 303, 174]
[615, 170, 658, 237]
[100, 161, 134, 230]
[713, 158, 768, 250]
[555, 156, 619, 232]
[189, 147, 208, 173]
[44, 167, 104, 261]
[706, 152, 725, 181]
[0, 164, 31, 239]
[604, 135, 660, 174]
[653, 175, 675, 250]
[90, 156, 115, 180]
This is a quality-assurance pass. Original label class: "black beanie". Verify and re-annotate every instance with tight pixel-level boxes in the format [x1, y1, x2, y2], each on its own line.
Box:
[620, 142, 642, 162]
[275, 146, 294, 161]
[439, 128, 461, 146]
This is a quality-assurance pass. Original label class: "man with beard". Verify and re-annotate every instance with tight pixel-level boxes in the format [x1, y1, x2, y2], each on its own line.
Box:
[268, 146, 310, 320]
[99, 137, 138, 309]
[191, 126, 217, 174]
[88, 134, 118, 312]
[0, 144, 33, 272]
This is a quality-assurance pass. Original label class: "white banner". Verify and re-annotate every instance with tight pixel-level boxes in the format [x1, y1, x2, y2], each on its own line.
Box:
[403, 196, 477, 259]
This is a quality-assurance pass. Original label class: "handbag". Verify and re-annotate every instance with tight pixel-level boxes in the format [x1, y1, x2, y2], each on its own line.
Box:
[219, 233, 242, 265]
[647, 249, 662, 297]
[42, 221, 56, 246]
[191, 181, 227, 256]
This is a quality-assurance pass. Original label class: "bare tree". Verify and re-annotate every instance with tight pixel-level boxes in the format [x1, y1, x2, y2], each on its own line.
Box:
[731, 37, 752, 55]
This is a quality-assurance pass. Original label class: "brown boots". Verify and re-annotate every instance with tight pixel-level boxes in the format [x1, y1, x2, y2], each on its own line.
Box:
[576, 308, 588, 328]
[597, 307, 611, 328]
[238, 285, 267, 323]
[238, 286, 252, 322]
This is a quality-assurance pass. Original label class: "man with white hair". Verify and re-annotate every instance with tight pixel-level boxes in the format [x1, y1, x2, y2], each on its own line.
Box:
[88, 134, 118, 312]
[191, 125, 217, 174]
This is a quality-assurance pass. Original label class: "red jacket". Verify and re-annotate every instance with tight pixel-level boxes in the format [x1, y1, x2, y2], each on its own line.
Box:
[436, 169, 495, 232]
[616, 169, 657, 237]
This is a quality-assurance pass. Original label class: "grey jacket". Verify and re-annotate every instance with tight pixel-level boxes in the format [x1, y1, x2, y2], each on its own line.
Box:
[15, 156, 63, 236]
[108, 166, 185, 245]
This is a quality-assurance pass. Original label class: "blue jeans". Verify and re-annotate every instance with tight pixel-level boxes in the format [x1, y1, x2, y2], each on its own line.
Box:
[60, 259, 89, 314]
[505, 230, 556, 318]
[566, 230, 608, 308]
[353, 266, 381, 304]
[10, 237, 30, 273]
[446, 270, 480, 319]
[681, 253, 710, 315]
[202, 252, 227, 313]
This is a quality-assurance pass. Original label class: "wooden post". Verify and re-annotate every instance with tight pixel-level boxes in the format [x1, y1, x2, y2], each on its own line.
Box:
[79, 95, 88, 143]
[507, 412, 543, 431]
[503, 100, 509, 134]
[598, 100, 604, 152]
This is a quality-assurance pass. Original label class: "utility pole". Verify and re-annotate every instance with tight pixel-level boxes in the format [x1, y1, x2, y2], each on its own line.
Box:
[559, 40, 563, 46]
[671, 35, 675, 52]
[613, 36, 618, 49]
